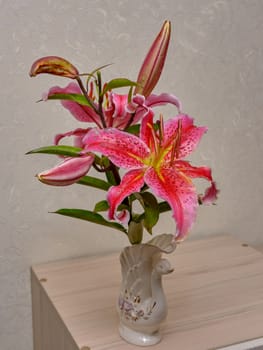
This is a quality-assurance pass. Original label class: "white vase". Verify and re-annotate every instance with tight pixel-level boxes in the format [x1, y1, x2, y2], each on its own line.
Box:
[117, 234, 176, 346]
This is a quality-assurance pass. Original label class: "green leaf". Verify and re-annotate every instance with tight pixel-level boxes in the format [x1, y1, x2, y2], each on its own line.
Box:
[126, 124, 140, 134]
[105, 170, 117, 185]
[135, 192, 159, 234]
[141, 192, 159, 234]
[26, 145, 82, 157]
[93, 200, 128, 213]
[126, 123, 159, 135]
[47, 93, 93, 107]
[77, 176, 110, 191]
[94, 200, 109, 212]
[53, 208, 127, 233]
[102, 78, 138, 95]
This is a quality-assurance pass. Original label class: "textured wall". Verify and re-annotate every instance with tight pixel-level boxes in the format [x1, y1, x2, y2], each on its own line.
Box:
[1, 0, 263, 349]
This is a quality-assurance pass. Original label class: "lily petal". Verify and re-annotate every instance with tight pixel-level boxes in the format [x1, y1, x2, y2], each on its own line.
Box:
[175, 161, 212, 181]
[180, 126, 208, 159]
[37, 155, 94, 186]
[83, 128, 150, 169]
[111, 93, 129, 119]
[44, 83, 101, 125]
[199, 181, 219, 205]
[146, 93, 182, 113]
[127, 94, 146, 113]
[139, 110, 157, 153]
[107, 93, 132, 128]
[115, 209, 130, 224]
[107, 169, 145, 220]
[54, 128, 91, 148]
[163, 114, 207, 159]
[144, 166, 197, 241]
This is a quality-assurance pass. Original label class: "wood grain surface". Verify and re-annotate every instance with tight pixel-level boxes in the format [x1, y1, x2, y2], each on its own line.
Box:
[31, 234, 263, 350]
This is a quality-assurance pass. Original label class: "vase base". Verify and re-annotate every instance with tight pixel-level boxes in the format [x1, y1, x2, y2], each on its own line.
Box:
[119, 323, 161, 347]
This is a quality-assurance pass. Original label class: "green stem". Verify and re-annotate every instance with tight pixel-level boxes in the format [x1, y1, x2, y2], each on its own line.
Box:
[124, 112, 136, 130]
[76, 76, 107, 128]
[109, 162, 121, 185]
[97, 71, 106, 128]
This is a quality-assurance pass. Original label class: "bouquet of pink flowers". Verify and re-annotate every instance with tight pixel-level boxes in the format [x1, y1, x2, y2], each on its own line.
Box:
[28, 21, 218, 244]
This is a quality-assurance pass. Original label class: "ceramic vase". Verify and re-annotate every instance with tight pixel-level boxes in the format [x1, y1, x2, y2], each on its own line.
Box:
[117, 233, 176, 346]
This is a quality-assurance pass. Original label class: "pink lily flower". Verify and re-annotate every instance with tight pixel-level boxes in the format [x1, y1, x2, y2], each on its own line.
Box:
[42, 82, 181, 169]
[43, 81, 181, 130]
[83, 112, 216, 241]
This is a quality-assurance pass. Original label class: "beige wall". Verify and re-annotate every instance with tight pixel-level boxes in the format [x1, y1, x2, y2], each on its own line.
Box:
[1, 0, 263, 348]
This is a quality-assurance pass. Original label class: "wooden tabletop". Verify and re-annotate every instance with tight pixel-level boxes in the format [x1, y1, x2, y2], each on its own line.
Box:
[31, 234, 263, 350]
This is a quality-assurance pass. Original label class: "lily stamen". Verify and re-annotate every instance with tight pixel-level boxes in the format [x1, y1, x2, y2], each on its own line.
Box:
[175, 119, 182, 159]
[88, 81, 94, 99]
[157, 114, 164, 147]
[147, 122, 159, 156]
[170, 119, 182, 166]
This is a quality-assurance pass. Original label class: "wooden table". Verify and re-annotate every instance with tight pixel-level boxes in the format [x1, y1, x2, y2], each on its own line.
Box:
[31, 234, 263, 350]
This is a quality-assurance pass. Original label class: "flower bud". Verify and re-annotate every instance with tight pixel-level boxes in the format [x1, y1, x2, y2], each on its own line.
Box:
[37, 155, 94, 186]
[29, 56, 79, 79]
[128, 220, 143, 245]
[135, 20, 171, 97]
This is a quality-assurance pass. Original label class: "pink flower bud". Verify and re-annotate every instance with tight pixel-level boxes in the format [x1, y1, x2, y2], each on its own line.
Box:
[37, 155, 94, 186]
[29, 56, 79, 79]
[135, 20, 171, 97]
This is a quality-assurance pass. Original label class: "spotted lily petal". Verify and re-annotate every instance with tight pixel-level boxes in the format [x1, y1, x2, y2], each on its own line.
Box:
[107, 169, 145, 220]
[163, 114, 208, 159]
[144, 166, 197, 241]
[83, 128, 150, 169]
[37, 155, 94, 186]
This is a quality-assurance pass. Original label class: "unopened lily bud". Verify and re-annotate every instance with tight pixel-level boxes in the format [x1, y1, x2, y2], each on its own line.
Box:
[128, 220, 143, 245]
[29, 56, 79, 79]
[135, 20, 171, 97]
[37, 155, 94, 186]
